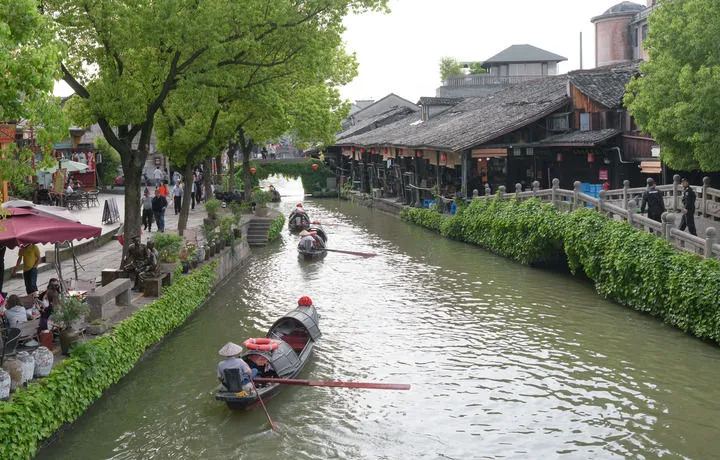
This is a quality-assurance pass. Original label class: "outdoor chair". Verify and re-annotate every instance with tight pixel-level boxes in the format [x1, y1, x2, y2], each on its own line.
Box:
[86, 190, 100, 207]
[0, 327, 21, 366]
[65, 192, 85, 210]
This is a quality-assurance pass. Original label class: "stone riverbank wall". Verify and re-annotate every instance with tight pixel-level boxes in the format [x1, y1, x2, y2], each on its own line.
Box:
[0, 238, 252, 459]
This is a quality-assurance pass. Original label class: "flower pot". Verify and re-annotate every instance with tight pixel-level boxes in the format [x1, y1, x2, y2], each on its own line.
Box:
[60, 328, 80, 355]
[255, 206, 269, 217]
[1, 360, 22, 391]
[32, 346, 54, 378]
[203, 246, 210, 260]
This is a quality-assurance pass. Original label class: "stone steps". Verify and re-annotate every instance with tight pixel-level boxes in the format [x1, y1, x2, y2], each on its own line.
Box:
[246, 218, 274, 247]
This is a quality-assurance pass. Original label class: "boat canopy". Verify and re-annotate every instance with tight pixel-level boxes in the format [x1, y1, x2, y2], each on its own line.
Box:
[244, 341, 301, 378]
[268, 306, 322, 341]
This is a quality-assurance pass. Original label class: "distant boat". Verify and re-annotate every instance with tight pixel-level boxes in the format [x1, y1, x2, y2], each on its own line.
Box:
[215, 303, 321, 410]
[297, 226, 327, 260]
[288, 208, 311, 233]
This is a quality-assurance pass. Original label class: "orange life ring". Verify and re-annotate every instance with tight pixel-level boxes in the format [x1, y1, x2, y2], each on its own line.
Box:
[243, 338, 279, 351]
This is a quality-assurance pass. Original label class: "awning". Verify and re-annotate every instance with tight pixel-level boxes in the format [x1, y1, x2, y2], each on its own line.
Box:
[640, 160, 662, 174]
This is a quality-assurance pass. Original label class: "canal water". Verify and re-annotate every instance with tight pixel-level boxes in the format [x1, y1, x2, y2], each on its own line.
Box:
[38, 183, 720, 459]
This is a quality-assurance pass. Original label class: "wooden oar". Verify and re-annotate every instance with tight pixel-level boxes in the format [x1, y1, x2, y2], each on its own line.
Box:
[251, 380, 278, 433]
[311, 220, 346, 227]
[253, 377, 410, 390]
[324, 248, 377, 258]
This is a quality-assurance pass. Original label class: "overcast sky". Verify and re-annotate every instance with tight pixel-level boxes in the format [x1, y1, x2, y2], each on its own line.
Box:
[340, 0, 637, 104]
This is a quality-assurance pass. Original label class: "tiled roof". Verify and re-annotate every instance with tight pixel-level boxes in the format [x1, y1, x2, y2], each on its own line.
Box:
[417, 97, 463, 106]
[337, 106, 417, 141]
[483, 44, 567, 65]
[337, 75, 570, 153]
[531, 128, 621, 147]
[569, 62, 639, 109]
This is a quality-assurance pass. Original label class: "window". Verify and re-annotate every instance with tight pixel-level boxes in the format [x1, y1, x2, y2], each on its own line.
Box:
[548, 113, 570, 131]
[642, 24, 648, 42]
[580, 113, 590, 131]
[633, 27, 638, 47]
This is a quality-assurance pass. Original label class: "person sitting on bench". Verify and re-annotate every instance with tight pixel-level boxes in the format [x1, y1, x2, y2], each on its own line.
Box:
[2, 295, 30, 328]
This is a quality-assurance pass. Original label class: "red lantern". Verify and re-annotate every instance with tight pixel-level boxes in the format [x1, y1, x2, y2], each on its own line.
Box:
[556, 153, 563, 163]
[250, 167, 256, 174]
[384, 148, 388, 154]
[371, 149, 376, 154]
[416, 150, 422, 158]
[361, 148, 365, 153]
[341, 147, 345, 152]
[311, 163, 319, 171]
[587, 153, 595, 163]
[351, 147, 355, 152]
[441, 153, 447, 162]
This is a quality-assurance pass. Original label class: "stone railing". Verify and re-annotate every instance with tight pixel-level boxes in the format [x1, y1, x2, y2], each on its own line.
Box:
[472, 176, 720, 260]
[443, 74, 543, 88]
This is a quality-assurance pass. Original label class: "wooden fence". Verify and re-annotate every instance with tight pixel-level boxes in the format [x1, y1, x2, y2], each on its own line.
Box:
[470, 175, 720, 260]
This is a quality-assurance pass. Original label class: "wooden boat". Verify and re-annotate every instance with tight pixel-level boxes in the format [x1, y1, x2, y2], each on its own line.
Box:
[215, 303, 321, 410]
[297, 226, 327, 260]
[288, 210, 311, 233]
[269, 188, 281, 202]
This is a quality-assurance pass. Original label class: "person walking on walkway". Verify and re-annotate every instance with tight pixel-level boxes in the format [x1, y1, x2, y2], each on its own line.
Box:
[152, 188, 168, 233]
[640, 178, 665, 222]
[191, 175, 199, 210]
[171, 179, 183, 215]
[12, 243, 40, 294]
[141, 189, 154, 232]
[680, 177, 697, 236]
[153, 166, 163, 187]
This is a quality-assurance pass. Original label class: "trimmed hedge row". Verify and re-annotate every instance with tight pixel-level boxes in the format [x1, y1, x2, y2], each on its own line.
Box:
[267, 214, 285, 242]
[401, 197, 720, 344]
[0, 263, 217, 459]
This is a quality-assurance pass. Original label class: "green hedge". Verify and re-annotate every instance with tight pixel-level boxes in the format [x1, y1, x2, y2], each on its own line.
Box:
[401, 197, 720, 344]
[267, 214, 285, 242]
[0, 263, 217, 459]
[239, 160, 333, 193]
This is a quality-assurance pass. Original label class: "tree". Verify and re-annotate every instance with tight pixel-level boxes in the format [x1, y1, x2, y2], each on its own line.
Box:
[625, 0, 720, 171]
[440, 57, 464, 83]
[53, 0, 389, 250]
[467, 62, 487, 75]
[0, 0, 67, 196]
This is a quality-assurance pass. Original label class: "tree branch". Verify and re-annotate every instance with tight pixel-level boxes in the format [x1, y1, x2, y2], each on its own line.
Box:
[60, 63, 90, 99]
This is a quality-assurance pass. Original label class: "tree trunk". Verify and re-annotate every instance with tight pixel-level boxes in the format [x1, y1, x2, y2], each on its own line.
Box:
[178, 163, 194, 236]
[228, 144, 236, 192]
[215, 154, 223, 187]
[121, 149, 147, 265]
[203, 160, 212, 202]
[239, 129, 254, 202]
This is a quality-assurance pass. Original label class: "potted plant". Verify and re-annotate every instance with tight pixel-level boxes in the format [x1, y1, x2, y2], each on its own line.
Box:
[51, 295, 90, 354]
[202, 223, 218, 258]
[252, 188, 272, 216]
[204, 197, 222, 223]
[152, 233, 184, 273]
[218, 216, 235, 246]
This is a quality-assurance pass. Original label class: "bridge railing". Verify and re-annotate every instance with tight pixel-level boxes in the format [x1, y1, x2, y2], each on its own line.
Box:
[471, 177, 720, 260]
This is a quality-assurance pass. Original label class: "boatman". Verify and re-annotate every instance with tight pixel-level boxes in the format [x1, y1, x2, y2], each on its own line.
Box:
[217, 342, 257, 391]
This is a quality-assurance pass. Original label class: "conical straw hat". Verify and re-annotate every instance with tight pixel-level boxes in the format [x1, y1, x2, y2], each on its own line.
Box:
[218, 342, 243, 357]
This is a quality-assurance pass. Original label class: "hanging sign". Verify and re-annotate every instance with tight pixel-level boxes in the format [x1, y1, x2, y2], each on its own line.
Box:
[599, 169, 609, 181]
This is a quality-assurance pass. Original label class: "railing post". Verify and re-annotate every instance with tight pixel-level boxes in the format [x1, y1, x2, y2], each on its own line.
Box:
[662, 212, 675, 243]
[515, 183, 522, 199]
[573, 181, 581, 211]
[702, 176, 710, 218]
[623, 180, 630, 210]
[598, 189, 606, 213]
[532, 180, 540, 198]
[485, 183, 491, 197]
[705, 227, 717, 258]
[627, 197, 637, 228]
[498, 185, 506, 199]
[672, 174, 681, 211]
[551, 178, 559, 207]
[472, 188, 479, 199]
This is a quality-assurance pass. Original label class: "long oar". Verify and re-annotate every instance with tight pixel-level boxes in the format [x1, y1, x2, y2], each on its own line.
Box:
[324, 248, 377, 258]
[251, 380, 278, 433]
[311, 220, 347, 227]
[253, 377, 410, 390]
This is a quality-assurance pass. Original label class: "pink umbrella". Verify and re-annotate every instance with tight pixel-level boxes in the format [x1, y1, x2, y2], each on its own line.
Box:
[0, 208, 101, 249]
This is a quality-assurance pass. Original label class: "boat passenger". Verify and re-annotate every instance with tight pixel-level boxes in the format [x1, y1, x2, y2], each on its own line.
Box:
[298, 230, 320, 251]
[217, 342, 257, 391]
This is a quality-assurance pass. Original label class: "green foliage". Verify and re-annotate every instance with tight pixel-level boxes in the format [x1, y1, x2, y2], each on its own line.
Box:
[202, 223, 219, 245]
[95, 138, 122, 186]
[152, 233, 184, 263]
[268, 214, 285, 242]
[248, 160, 332, 193]
[252, 188, 272, 207]
[624, 0, 720, 171]
[467, 62, 487, 75]
[50, 296, 90, 329]
[399, 207, 445, 232]
[218, 216, 235, 244]
[0, 264, 217, 459]
[440, 57, 464, 83]
[204, 198, 222, 217]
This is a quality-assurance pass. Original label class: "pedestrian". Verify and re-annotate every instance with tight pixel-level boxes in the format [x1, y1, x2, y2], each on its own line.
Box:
[153, 166, 163, 187]
[158, 180, 169, 197]
[640, 178, 665, 222]
[191, 175, 198, 210]
[679, 177, 697, 236]
[171, 179, 183, 214]
[151, 188, 168, 233]
[141, 189, 154, 232]
[12, 243, 41, 294]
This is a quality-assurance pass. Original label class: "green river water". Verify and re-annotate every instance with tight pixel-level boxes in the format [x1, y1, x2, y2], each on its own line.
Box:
[37, 191, 720, 459]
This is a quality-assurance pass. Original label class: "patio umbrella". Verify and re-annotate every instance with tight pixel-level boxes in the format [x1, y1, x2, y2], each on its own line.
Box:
[2, 200, 79, 222]
[0, 208, 102, 286]
[41, 159, 89, 174]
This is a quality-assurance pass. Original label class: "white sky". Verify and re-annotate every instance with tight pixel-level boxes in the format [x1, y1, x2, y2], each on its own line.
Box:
[340, 0, 637, 103]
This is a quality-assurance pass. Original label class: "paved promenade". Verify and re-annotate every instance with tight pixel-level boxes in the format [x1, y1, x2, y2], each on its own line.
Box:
[2, 191, 211, 323]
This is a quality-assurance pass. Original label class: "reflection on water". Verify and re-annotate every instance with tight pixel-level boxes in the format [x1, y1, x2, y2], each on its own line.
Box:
[38, 185, 720, 459]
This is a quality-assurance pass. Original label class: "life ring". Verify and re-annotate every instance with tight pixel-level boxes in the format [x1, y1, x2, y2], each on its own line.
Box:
[243, 338, 279, 351]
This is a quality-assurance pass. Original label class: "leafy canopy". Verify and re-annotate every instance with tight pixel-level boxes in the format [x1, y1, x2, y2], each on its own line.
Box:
[440, 57, 464, 83]
[625, 0, 720, 171]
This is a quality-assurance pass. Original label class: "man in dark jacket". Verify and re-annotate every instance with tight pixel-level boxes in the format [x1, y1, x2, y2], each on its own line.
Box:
[151, 188, 168, 233]
[640, 178, 664, 222]
[679, 178, 697, 235]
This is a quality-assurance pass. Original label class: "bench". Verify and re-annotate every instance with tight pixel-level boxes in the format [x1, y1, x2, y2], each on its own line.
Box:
[142, 272, 172, 297]
[85, 278, 132, 321]
[101, 268, 129, 287]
